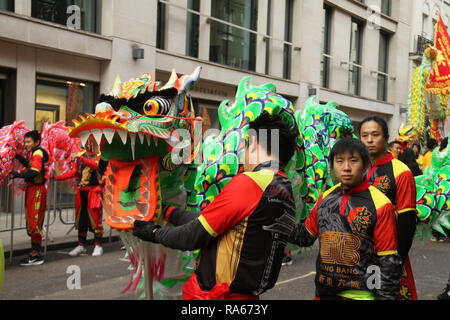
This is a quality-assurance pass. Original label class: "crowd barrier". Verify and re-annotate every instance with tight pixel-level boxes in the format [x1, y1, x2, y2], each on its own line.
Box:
[0, 178, 111, 263]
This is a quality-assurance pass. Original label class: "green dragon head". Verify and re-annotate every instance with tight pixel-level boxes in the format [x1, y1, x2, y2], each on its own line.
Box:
[188, 76, 305, 216]
[69, 67, 202, 230]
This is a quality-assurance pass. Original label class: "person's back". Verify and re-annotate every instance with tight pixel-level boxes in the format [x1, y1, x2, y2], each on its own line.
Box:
[133, 112, 299, 300]
[423, 139, 438, 172]
[399, 148, 422, 177]
[186, 161, 295, 297]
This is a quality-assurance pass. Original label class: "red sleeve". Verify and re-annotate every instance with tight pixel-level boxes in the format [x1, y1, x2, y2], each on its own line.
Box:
[56, 169, 77, 181]
[30, 150, 43, 173]
[79, 155, 99, 171]
[373, 202, 398, 255]
[198, 173, 265, 237]
[304, 194, 322, 237]
[395, 170, 416, 214]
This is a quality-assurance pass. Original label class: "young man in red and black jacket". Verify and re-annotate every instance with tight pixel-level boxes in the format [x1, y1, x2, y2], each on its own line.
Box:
[133, 112, 299, 300]
[359, 116, 418, 300]
[10, 130, 49, 266]
[290, 138, 402, 300]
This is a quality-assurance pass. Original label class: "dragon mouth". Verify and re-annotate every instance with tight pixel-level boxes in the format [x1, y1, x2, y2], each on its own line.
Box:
[103, 157, 162, 230]
[70, 113, 171, 230]
[70, 112, 171, 161]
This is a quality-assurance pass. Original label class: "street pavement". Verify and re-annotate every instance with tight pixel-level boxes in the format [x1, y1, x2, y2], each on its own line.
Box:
[0, 236, 449, 300]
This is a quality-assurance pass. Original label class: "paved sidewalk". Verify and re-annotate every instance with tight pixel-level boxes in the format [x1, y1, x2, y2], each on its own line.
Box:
[0, 209, 120, 260]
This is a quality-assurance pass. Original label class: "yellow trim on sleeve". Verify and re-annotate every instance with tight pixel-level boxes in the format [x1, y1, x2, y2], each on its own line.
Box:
[243, 170, 274, 191]
[377, 250, 398, 256]
[198, 215, 219, 238]
[305, 225, 318, 238]
[30, 168, 40, 173]
[392, 158, 410, 178]
[397, 208, 416, 214]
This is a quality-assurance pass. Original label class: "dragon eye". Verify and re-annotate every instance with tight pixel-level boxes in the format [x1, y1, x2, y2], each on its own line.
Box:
[143, 97, 171, 116]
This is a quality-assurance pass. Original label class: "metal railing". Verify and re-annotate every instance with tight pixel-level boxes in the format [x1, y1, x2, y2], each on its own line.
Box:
[0, 178, 111, 263]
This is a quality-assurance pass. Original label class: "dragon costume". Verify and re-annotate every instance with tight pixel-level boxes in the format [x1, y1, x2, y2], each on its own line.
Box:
[415, 147, 450, 237]
[0, 120, 82, 193]
[68, 69, 355, 299]
[69, 67, 203, 299]
[399, 46, 448, 144]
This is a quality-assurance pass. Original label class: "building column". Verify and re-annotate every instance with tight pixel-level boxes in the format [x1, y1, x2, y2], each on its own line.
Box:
[166, 0, 187, 55]
[329, 10, 352, 93]
[268, 0, 286, 78]
[100, 0, 157, 94]
[198, 0, 211, 62]
[15, 45, 36, 128]
[14, 0, 31, 16]
[255, 0, 268, 74]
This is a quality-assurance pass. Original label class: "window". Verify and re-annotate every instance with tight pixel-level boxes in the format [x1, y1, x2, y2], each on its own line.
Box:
[0, 69, 15, 128]
[31, 0, 99, 33]
[186, 0, 200, 58]
[348, 19, 363, 96]
[422, 14, 429, 37]
[377, 31, 390, 101]
[157, 0, 166, 50]
[321, 5, 332, 88]
[283, 0, 294, 79]
[381, 0, 391, 16]
[0, 0, 13, 11]
[209, 0, 258, 71]
[35, 75, 97, 131]
[265, 0, 272, 75]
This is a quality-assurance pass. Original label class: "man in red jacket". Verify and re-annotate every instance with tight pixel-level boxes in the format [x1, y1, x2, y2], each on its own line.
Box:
[359, 115, 418, 300]
[133, 112, 299, 300]
[10, 130, 49, 266]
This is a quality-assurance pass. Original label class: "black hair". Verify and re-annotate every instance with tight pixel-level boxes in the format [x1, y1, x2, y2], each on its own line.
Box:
[248, 111, 298, 167]
[399, 147, 422, 176]
[24, 130, 41, 143]
[427, 138, 438, 150]
[330, 138, 370, 169]
[439, 137, 448, 152]
[411, 142, 421, 154]
[359, 115, 389, 140]
[399, 148, 417, 168]
[388, 141, 402, 147]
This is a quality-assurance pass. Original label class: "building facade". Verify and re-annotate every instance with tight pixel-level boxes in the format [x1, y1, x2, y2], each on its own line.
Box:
[0, 0, 441, 141]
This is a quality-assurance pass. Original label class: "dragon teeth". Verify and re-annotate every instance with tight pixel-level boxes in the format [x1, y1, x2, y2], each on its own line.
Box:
[79, 131, 90, 147]
[103, 129, 115, 144]
[138, 132, 145, 144]
[118, 130, 128, 145]
[91, 129, 103, 146]
[130, 133, 136, 161]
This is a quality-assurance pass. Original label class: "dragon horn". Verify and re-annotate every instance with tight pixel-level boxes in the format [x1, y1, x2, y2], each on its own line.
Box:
[159, 69, 179, 91]
[235, 76, 253, 101]
[175, 66, 202, 94]
[110, 75, 122, 97]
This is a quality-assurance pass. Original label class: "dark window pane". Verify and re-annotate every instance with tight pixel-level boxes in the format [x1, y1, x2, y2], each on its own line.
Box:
[157, 1, 166, 49]
[283, 0, 294, 79]
[186, 0, 200, 58]
[321, 5, 332, 88]
[381, 0, 391, 16]
[0, 0, 13, 11]
[349, 20, 363, 96]
[31, 0, 98, 33]
[209, 0, 258, 72]
[377, 31, 390, 101]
